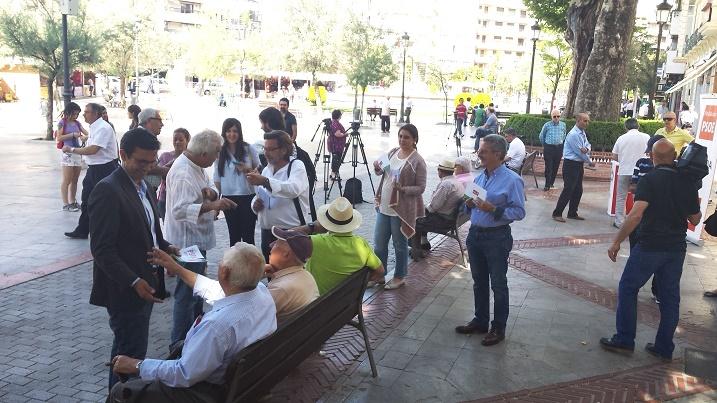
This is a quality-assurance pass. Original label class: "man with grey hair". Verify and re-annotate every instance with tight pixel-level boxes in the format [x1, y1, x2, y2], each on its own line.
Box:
[165, 129, 238, 347]
[454, 156, 471, 175]
[109, 242, 277, 402]
[455, 134, 525, 346]
[502, 128, 526, 173]
[137, 108, 167, 190]
[539, 109, 567, 191]
[611, 118, 649, 228]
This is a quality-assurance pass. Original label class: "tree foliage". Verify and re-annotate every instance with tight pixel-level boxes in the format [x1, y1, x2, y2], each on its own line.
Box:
[427, 65, 451, 123]
[185, 22, 239, 81]
[523, 0, 570, 32]
[540, 37, 572, 111]
[624, 27, 665, 98]
[0, 0, 100, 139]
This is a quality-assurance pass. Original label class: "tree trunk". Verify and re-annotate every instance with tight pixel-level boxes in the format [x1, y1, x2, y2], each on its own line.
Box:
[565, 0, 638, 121]
[551, 79, 559, 113]
[120, 76, 127, 105]
[444, 92, 449, 124]
[353, 87, 358, 111]
[45, 80, 55, 140]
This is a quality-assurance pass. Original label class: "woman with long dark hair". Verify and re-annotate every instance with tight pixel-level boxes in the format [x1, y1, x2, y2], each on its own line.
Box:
[127, 104, 141, 130]
[213, 118, 261, 245]
[56, 102, 88, 211]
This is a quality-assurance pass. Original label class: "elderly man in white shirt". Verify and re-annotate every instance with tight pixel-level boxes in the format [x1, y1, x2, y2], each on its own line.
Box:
[164, 129, 237, 347]
[247, 130, 310, 261]
[503, 128, 526, 173]
[611, 118, 650, 228]
[109, 242, 277, 402]
[63, 102, 119, 239]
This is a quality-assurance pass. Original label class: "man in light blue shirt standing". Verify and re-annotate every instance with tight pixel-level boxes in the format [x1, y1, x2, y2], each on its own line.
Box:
[455, 135, 525, 346]
[552, 113, 596, 222]
[108, 242, 277, 402]
[539, 110, 567, 191]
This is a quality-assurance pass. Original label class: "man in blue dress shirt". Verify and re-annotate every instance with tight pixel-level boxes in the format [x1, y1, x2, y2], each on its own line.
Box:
[539, 109, 567, 191]
[552, 113, 596, 222]
[455, 135, 526, 346]
[107, 242, 277, 402]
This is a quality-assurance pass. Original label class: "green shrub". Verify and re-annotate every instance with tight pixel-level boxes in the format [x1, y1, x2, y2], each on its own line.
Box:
[504, 115, 664, 152]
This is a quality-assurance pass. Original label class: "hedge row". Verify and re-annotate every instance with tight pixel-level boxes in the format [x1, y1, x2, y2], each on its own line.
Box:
[504, 114, 664, 152]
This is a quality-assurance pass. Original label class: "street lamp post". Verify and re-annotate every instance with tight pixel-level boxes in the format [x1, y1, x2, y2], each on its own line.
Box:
[60, 0, 79, 109]
[525, 21, 541, 114]
[399, 32, 409, 124]
[648, 0, 672, 119]
[133, 20, 140, 105]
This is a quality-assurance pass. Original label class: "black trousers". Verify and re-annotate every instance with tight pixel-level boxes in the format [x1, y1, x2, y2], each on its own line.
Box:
[410, 211, 453, 249]
[260, 228, 277, 263]
[405, 107, 412, 124]
[107, 303, 153, 391]
[107, 379, 225, 403]
[380, 115, 390, 132]
[543, 144, 563, 189]
[223, 195, 257, 246]
[552, 159, 584, 217]
[76, 160, 119, 235]
[331, 152, 342, 174]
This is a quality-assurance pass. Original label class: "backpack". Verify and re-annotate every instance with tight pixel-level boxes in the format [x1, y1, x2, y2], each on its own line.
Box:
[705, 211, 717, 236]
[676, 142, 709, 190]
[294, 143, 317, 184]
[343, 177, 364, 204]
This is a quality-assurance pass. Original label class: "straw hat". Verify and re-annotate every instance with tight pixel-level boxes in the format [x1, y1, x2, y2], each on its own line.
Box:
[317, 197, 363, 233]
[438, 159, 456, 172]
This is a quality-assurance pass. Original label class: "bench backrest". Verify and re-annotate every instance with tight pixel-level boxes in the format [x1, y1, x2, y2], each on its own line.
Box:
[520, 151, 537, 176]
[224, 267, 370, 402]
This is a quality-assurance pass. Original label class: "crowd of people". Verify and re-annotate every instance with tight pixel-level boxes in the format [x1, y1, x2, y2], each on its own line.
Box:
[52, 97, 713, 401]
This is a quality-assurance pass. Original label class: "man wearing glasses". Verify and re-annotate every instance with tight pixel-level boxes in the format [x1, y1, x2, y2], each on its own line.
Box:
[655, 111, 694, 155]
[552, 113, 595, 222]
[539, 110, 567, 191]
[137, 109, 170, 191]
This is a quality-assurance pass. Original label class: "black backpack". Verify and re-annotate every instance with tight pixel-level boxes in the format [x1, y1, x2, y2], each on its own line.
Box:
[677, 142, 709, 189]
[705, 211, 717, 236]
[343, 177, 364, 204]
[294, 143, 317, 184]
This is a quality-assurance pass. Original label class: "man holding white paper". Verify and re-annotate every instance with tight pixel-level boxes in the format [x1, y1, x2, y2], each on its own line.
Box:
[165, 130, 237, 348]
[455, 134, 525, 347]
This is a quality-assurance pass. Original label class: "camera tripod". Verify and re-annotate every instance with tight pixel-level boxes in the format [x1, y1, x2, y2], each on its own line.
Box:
[327, 124, 376, 202]
[311, 118, 334, 203]
[446, 112, 463, 157]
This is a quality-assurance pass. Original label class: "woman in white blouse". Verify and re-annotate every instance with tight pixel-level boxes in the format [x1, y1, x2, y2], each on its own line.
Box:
[213, 118, 261, 246]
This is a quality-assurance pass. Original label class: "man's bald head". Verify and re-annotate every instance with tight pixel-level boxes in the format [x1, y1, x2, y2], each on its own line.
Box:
[575, 113, 590, 130]
[651, 139, 676, 165]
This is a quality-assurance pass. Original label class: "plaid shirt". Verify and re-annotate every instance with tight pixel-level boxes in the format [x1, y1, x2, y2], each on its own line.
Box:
[539, 120, 567, 145]
[631, 157, 653, 184]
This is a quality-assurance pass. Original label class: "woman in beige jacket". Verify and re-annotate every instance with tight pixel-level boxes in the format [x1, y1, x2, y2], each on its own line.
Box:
[372, 124, 427, 289]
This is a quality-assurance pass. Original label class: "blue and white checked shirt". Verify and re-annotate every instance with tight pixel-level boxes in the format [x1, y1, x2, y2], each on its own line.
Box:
[467, 165, 526, 227]
[140, 283, 277, 387]
[562, 125, 592, 163]
[539, 120, 567, 145]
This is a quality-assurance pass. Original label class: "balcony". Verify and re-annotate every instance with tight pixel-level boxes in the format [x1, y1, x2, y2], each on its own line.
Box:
[684, 17, 717, 63]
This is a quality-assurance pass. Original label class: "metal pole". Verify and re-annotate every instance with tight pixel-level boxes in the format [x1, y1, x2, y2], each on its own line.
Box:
[61, 14, 71, 109]
[648, 22, 664, 119]
[134, 22, 140, 104]
[526, 38, 538, 114]
[399, 45, 407, 123]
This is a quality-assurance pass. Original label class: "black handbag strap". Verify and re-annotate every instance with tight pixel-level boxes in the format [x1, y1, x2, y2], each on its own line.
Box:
[286, 159, 306, 225]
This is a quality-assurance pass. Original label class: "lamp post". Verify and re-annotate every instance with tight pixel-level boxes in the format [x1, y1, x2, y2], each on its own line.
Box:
[133, 19, 140, 105]
[648, 0, 672, 119]
[398, 32, 410, 124]
[60, 0, 79, 109]
[525, 21, 541, 114]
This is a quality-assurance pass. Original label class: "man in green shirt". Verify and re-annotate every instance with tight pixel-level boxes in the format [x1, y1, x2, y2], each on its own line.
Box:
[295, 197, 385, 294]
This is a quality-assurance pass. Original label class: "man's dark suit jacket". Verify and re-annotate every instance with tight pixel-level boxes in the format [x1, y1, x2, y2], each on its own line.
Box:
[88, 167, 171, 312]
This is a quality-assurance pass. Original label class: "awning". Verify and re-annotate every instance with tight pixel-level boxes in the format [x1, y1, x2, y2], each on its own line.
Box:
[666, 52, 717, 94]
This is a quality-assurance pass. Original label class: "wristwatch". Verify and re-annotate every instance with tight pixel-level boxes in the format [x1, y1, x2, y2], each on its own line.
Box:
[308, 222, 316, 235]
[135, 360, 143, 373]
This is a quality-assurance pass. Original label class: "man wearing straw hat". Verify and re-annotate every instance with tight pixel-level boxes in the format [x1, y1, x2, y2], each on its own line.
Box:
[409, 158, 466, 260]
[294, 197, 385, 294]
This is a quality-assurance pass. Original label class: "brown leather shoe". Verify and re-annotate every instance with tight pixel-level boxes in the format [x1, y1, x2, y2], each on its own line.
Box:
[455, 321, 489, 335]
[567, 215, 585, 221]
[481, 327, 505, 346]
[552, 215, 566, 223]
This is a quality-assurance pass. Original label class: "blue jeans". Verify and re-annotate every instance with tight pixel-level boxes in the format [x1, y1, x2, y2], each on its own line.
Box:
[171, 252, 207, 346]
[466, 225, 513, 329]
[374, 211, 408, 279]
[107, 302, 153, 391]
[613, 244, 685, 357]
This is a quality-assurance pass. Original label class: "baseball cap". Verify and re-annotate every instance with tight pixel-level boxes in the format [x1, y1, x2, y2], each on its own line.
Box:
[646, 134, 665, 153]
[271, 226, 313, 263]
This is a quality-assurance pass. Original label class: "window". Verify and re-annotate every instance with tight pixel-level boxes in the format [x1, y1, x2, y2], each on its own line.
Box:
[517, 52, 524, 57]
[180, 2, 194, 13]
[519, 24, 525, 31]
[497, 7, 504, 12]
[509, 8, 516, 14]
[518, 38, 525, 46]
[521, 10, 527, 17]
[507, 22, 514, 27]
[494, 36, 502, 40]
[505, 51, 512, 55]
[496, 21, 503, 26]
[483, 21, 488, 27]
[480, 50, 486, 56]
[506, 37, 514, 41]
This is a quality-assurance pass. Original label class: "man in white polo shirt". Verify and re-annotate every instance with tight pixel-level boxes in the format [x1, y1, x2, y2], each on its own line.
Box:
[503, 128, 526, 173]
[611, 118, 650, 228]
[64, 102, 118, 239]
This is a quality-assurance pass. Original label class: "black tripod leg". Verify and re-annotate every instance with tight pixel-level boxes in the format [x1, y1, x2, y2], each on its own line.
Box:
[356, 135, 376, 195]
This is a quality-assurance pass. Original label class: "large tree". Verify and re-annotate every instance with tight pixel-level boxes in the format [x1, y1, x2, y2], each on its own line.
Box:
[185, 22, 240, 93]
[97, 21, 134, 107]
[525, 0, 638, 121]
[342, 18, 398, 112]
[540, 37, 572, 112]
[624, 27, 665, 105]
[0, 0, 99, 139]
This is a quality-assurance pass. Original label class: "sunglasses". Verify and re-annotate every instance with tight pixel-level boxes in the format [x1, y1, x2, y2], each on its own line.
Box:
[663, 118, 675, 121]
[551, 116, 560, 118]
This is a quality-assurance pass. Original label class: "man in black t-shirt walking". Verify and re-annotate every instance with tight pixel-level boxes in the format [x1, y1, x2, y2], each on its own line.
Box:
[600, 139, 701, 360]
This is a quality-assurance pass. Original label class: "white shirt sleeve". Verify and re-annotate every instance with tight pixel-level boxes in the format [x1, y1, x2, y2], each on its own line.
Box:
[193, 274, 225, 305]
[168, 178, 203, 224]
[268, 160, 309, 199]
[88, 125, 113, 149]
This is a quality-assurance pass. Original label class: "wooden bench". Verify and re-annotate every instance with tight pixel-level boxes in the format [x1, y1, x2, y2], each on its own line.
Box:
[257, 99, 302, 118]
[519, 151, 539, 190]
[366, 107, 397, 122]
[222, 267, 377, 401]
[427, 200, 470, 266]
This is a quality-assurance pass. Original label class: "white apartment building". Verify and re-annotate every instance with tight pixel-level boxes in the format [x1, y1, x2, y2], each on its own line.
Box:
[474, 1, 535, 70]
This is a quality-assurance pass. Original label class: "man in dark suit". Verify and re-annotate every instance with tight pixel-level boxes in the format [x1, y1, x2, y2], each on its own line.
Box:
[88, 128, 179, 391]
